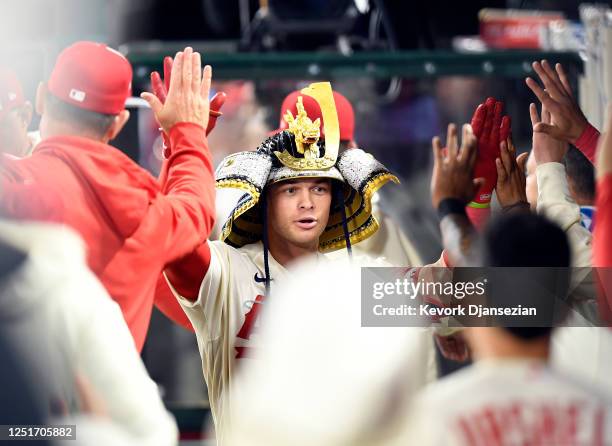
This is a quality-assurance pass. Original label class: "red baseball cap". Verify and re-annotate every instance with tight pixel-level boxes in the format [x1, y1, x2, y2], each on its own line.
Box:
[274, 90, 355, 141]
[48, 41, 132, 115]
[0, 68, 25, 119]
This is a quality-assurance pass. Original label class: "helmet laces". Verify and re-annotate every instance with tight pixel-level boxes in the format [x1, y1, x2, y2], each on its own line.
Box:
[336, 185, 352, 257]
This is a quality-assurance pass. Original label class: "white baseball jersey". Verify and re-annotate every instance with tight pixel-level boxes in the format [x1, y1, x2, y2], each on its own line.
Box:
[552, 327, 612, 397]
[404, 359, 612, 445]
[170, 240, 322, 439]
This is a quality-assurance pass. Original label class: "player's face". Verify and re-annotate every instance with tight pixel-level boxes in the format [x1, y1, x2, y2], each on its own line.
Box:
[267, 178, 332, 250]
[525, 151, 538, 210]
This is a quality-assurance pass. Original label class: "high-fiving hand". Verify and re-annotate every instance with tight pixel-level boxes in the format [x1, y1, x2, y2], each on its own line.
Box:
[141, 47, 213, 135]
[469, 97, 512, 207]
[431, 123, 481, 209]
[150, 55, 226, 137]
[526, 60, 589, 144]
[495, 139, 528, 208]
[529, 102, 569, 165]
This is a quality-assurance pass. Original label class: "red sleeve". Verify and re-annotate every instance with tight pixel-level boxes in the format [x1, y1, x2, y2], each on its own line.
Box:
[164, 242, 212, 302]
[466, 206, 491, 232]
[575, 123, 600, 164]
[594, 174, 612, 267]
[594, 174, 612, 326]
[153, 273, 195, 331]
[157, 158, 170, 188]
[151, 122, 216, 263]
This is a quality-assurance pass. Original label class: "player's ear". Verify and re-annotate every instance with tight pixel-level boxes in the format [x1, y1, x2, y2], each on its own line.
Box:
[105, 110, 130, 142]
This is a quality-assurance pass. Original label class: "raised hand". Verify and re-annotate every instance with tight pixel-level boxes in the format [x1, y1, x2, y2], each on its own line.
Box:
[529, 102, 569, 165]
[141, 47, 211, 134]
[470, 97, 512, 207]
[495, 139, 528, 208]
[525, 60, 589, 144]
[150, 56, 226, 137]
[431, 123, 481, 209]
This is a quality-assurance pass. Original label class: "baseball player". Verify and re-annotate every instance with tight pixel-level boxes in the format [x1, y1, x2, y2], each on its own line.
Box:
[162, 82, 399, 439]
[0, 43, 217, 351]
[522, 61, 612, 394]
[404, 212, 612, 445]
[210, 89, 422, 266]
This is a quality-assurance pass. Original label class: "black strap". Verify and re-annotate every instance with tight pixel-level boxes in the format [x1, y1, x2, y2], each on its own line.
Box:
[337, 186, 352, 256]
[437, 198, 467, 221]
[261, 193, 271, 296]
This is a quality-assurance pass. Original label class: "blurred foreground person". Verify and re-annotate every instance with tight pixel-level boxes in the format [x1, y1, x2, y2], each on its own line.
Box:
[225, 258, 434, 446]
[581, 106, 612, 397]
[0, 220, 177, 445]
[0, 68, 37, 157]
[405, 213, 612, 445]
[595, 106, 612, 318]
[0, 43, 216, 351]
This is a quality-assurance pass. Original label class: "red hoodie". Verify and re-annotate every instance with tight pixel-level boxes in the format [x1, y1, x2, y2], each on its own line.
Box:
[594, 173, 612, 326]
[0, 122, 214, 350]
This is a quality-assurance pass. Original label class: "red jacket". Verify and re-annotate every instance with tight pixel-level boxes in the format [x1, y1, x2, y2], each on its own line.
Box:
[0, 123, 214, 350]
[594, 174, 612, 326]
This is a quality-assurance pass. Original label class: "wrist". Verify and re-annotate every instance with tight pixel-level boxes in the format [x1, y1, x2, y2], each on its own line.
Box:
[570, 119, 590, 145]
[501, 200, 530, 214]
[168, 122, 206, 144]
[437, 198, 467, 221]
[567, 121, 589, 145]
[535, 156, 563, 165]
[168, 121, 205, 133]
[574, 122, 600, 164]
[166, 122, 208, 160]
[467, 200, 491, 209]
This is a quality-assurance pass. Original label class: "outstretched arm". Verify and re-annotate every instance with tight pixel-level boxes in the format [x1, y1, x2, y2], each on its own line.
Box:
[431, 123, 481, 266]
[141, 49, 222, 314]
[141, 48, 217, 263]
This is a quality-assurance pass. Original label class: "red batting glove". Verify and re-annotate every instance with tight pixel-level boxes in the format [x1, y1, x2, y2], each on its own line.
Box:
[469, 97, 511, 208]
[207, 92, 226, 135]
[151, 57, 175, 158]
[150, 56, 226, 159]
